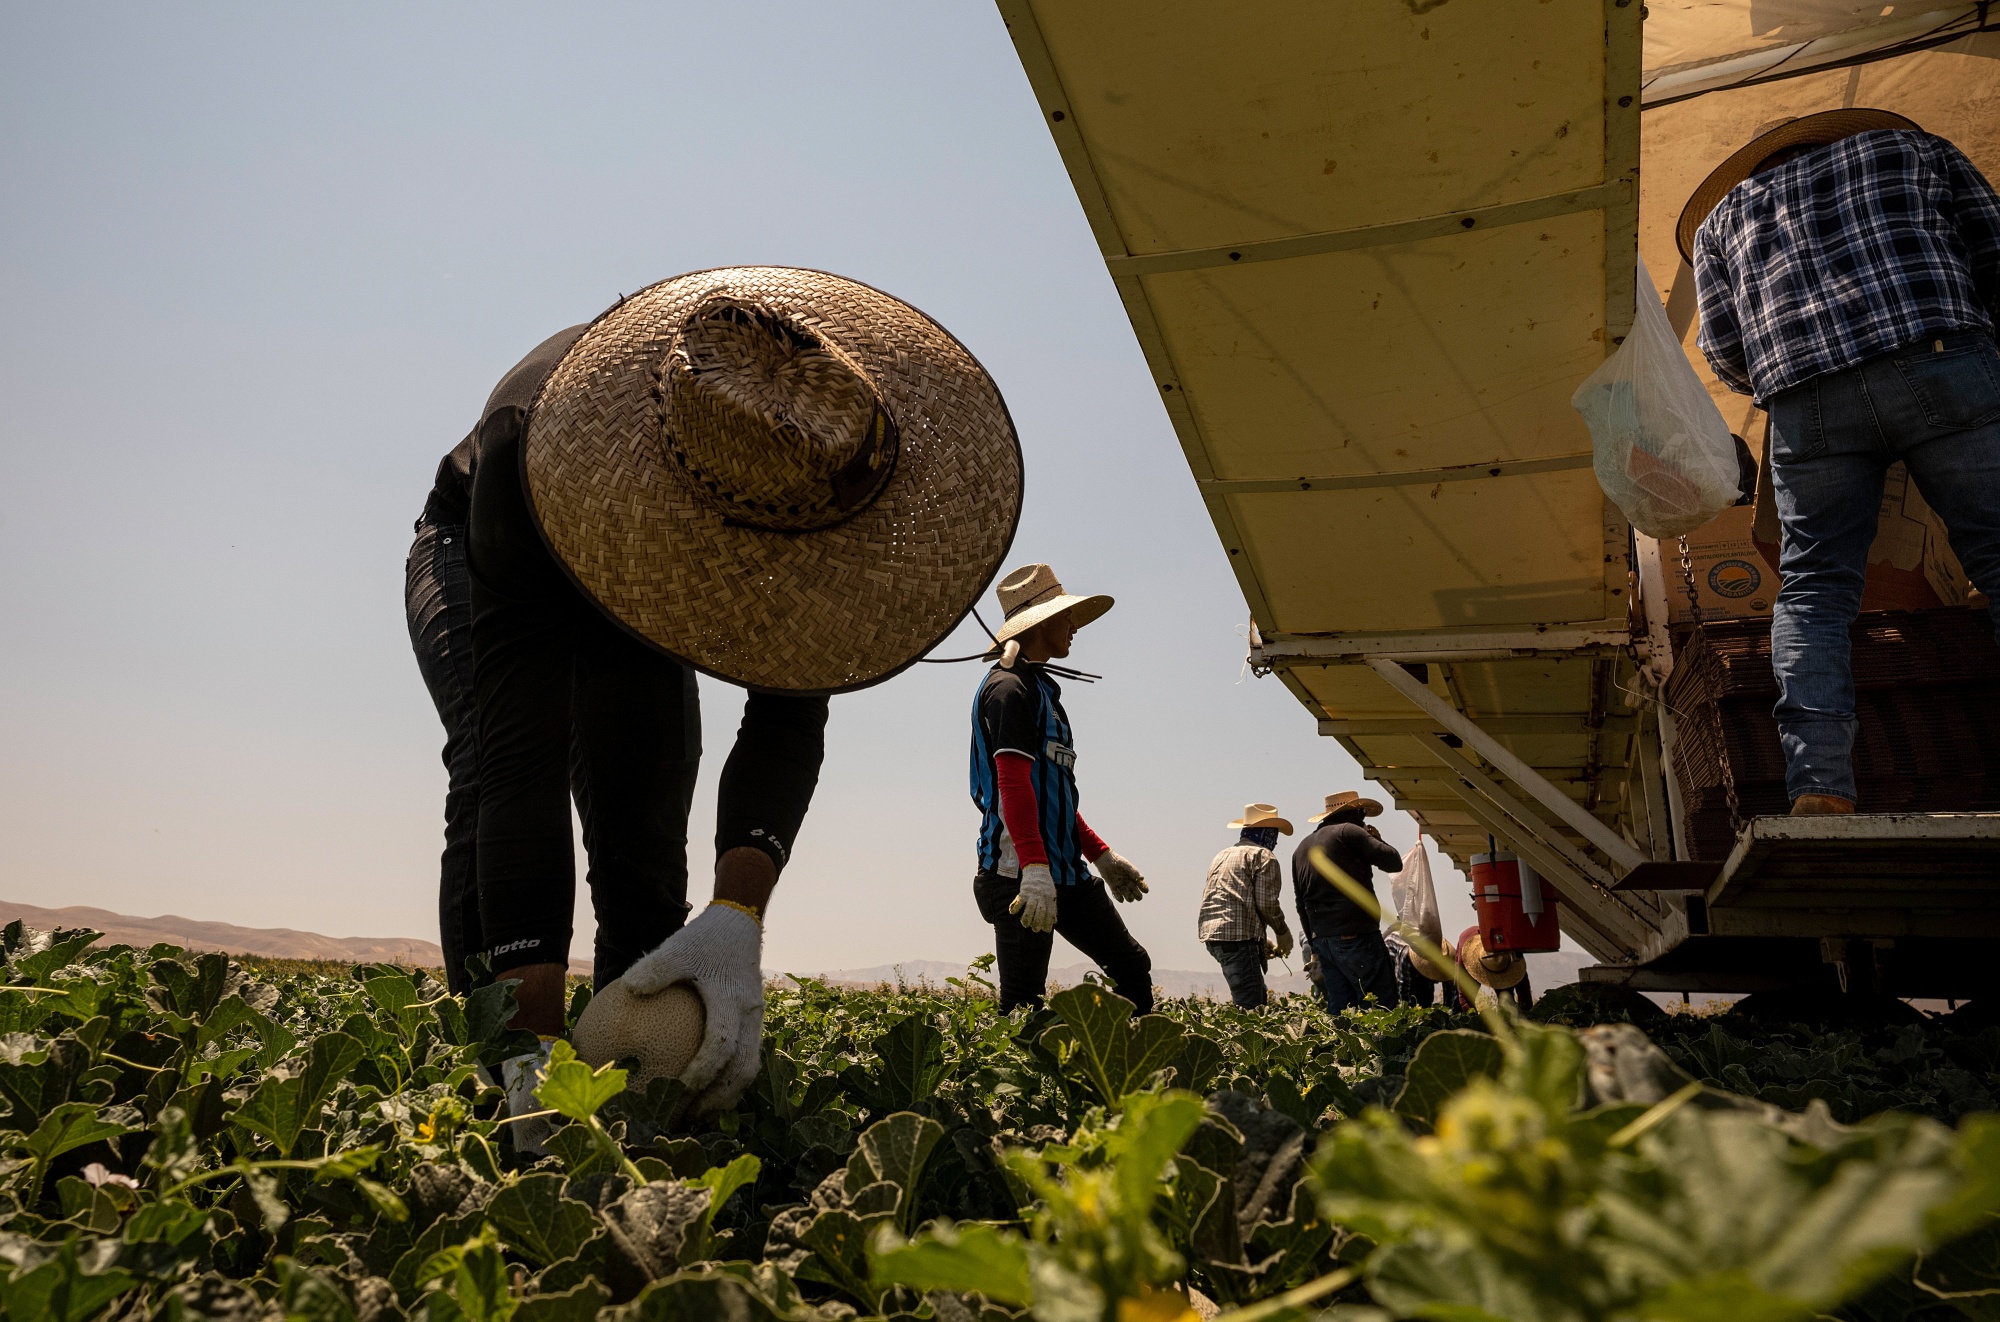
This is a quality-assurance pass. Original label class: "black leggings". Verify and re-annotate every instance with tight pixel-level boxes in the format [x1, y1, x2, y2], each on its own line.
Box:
[467, 408, 828, 986]
[973, 870, 1154, 1015]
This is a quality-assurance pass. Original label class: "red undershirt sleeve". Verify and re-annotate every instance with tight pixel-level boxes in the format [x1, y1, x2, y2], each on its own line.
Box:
[993, 752, 1048, 868]
[1074, 815, 1109, 862]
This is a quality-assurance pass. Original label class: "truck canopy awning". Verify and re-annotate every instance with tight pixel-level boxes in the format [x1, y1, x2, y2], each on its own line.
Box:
[999, 0, 2000, 961]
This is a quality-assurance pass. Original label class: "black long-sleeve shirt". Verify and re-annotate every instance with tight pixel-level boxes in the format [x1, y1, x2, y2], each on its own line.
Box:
[1290, 821, 1404, 940]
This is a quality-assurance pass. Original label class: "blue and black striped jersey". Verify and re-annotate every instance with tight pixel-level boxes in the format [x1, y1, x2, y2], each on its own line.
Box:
[969, 663, 1087, 885]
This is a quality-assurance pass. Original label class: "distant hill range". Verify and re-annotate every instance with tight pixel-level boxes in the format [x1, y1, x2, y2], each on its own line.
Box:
[4, 900, 1590, 999]
[794, 948, 1593, 1001]
[0, 900, 592, 977]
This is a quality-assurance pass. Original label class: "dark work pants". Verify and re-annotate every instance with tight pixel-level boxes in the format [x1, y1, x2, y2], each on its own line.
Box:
[973, 870, 1154, 1015]
[1205, 939, 1268, 1008]
[406, 519, 495, 993]
[466, 409, 829, 986]
[1310, 929, 1400, 1014]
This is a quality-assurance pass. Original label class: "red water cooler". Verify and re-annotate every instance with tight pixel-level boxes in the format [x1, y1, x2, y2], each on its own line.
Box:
[1469, 851, 1561, 953]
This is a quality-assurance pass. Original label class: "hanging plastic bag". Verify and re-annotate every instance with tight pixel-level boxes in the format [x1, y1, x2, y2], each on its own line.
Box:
[1389, 842, 1442, 950]
[1572, 256, 1741, 537]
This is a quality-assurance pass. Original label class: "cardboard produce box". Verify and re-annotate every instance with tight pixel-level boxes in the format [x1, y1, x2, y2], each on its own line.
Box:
[1659, 461, 1970, 626]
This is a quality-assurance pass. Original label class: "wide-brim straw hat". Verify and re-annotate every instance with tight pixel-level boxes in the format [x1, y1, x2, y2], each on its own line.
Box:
[1227, 803, 1294, 835]
[989, 563, 1113, 646]
[1409, 937, 1455, 983]
[1675, 108, 1920, 263]
[1310, 790, 1384, 823]
[523, 266, 1023, 694]
[1459, 929, 1526, 990]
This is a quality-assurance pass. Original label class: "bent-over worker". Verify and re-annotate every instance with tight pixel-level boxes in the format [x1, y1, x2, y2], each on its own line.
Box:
[1198, 804, 1295, 1008]
[440, 268, 1021, 1144]
[1291, 790, 1404, 1013]
[969, 564, 1153, 1013]
[1684, 109, 2000, 814]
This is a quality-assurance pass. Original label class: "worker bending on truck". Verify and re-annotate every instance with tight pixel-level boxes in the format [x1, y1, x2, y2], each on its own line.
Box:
[1197, 804, 1295, 1008]
[969, 564, 1154, 1013]
[1291, 791, 1405, 1012]
[1684, 109, 2000, 815]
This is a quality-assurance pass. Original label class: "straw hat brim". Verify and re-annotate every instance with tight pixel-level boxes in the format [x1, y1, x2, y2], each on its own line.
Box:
[992, 592, 1114, 646]
[1460, 932, 1526, 989]
[1227, 810, 1294, 835]
[1409, 939, 1455, 983]
[1310, 797, 1384, 823]
[1675, 108, 1920, 264]
[522, 267, 1023, 694]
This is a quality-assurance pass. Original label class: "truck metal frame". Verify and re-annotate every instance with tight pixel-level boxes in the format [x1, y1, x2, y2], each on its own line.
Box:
[998, 0, 2000, 995]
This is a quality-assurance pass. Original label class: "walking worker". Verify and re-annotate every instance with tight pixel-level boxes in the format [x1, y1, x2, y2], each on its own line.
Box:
[1291, 790, 1405, 1013]
[969, 564, 1154, 1014]
[425, 267, 1021, 1138]
[1198, 804, 1295, 1008]
[1683, 109, 2000, 815]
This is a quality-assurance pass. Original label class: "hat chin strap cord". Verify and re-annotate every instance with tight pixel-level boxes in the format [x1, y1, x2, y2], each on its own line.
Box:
[915, 606, 1101, 682]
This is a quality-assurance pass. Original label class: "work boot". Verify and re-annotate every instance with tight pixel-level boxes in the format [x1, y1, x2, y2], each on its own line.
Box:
[1789, 794, 1856, 816]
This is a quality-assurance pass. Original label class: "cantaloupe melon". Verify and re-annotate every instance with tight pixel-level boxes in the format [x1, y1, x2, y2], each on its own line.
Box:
[572, 979, 705, 1087]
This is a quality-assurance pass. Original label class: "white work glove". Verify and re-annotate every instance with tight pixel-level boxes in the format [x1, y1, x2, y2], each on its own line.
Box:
[1269, 928, 1294, 960]
[1094, 849, 1148, 903]
[501, 1040, 556, 1158]
[620, 901, 765, 1114]
[1008, 864, 1058, 933]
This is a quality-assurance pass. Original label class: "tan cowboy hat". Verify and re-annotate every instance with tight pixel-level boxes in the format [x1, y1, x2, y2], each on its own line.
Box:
[1675, 108, 1921, 263]
[1409, 937, 1455, 983]
[1227, 803, 1294, 835]
[989, 563, 1113, 646]
[1458, 929, 1526, 991]
[1309, 790, 1383, 823]
[522, 267, 1024, 694]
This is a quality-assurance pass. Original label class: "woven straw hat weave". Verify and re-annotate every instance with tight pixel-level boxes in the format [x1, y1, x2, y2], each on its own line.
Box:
[1675, 107, 1919, 263]
[524, 267, 1023, 694]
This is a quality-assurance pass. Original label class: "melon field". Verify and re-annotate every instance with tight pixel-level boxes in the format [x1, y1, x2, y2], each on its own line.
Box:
[0, 924, 1996, 1321]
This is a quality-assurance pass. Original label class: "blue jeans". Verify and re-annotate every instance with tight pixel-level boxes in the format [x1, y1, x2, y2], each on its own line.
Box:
[1309, 930, 1399, 1014]
[1767, 329, 2000, 802]
[1205, 939, 1268, 1008]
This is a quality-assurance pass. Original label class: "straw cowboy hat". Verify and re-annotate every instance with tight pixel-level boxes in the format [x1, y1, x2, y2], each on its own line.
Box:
[1409, 936, 1455, 984]
[1675, 108, 1921, 263]
[522, 266, 1024, 694]
[989, 563, 1113, 647]
[1309, 790, 1383, 823]
[1227, 804, 1294, 835]
[1458, 928, 1526, 991]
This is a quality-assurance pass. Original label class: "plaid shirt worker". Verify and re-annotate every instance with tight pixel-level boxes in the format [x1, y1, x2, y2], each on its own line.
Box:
[1198, 844, 1291, 946]
[1695, 129, 2000, 405]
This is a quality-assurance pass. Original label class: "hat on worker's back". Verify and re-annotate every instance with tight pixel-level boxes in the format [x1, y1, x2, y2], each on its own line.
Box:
[989, 563, 1114, 647]
[1228, 804, 1294, 835]
[1675, 108, 1921, 263]
[1310, 790, 1384, 823]
[523, 267, 1024, 695]
[1458, 928, 1526, 990]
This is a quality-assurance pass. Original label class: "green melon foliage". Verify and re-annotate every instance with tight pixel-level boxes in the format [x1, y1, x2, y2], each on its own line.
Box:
[0, 925, 1993, 1321]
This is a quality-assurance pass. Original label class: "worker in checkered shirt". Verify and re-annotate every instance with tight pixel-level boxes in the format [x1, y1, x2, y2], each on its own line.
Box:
[1685, 109, 2000, 816]
[1198, 805, 1295, 1008]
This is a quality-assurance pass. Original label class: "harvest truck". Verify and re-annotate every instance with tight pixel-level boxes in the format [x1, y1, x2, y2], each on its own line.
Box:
[997, 0, 2000, 1000]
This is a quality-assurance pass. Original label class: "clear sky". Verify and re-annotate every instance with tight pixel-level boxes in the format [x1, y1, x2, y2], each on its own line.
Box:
[1, 2, 1522, 976]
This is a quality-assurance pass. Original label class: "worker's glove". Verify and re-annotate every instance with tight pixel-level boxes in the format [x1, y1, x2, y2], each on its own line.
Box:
[500, 1039, 556, 1158]
[1008, 864, 1058, 933]
[1094, 849, 1149, 903]
[620, 902, 765, 1115]
[1302, 944, 1322, 982]
[1269, 928, 1294, 960]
